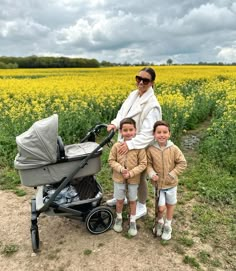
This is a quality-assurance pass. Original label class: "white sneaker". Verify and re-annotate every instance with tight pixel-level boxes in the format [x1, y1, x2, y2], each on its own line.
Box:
[106, 197, 128, 207]
[152, 222, 164, 236]
[128, 222, 137, 236]
[161, 225, 172, 240]
[135, 202, 147, 220]
[113, 218, 123, 233]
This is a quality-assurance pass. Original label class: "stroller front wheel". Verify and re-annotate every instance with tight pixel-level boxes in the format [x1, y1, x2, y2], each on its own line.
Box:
[85, 206, 114, 234]
[31, 198, 40, 252]
[31, 225, 40, 252]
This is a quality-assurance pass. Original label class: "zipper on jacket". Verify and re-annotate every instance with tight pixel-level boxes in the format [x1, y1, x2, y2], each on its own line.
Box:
[161, 150, 165, 179]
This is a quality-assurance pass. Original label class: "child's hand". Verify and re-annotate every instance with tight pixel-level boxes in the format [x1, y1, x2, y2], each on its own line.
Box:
[122, 169, 130, 179]
[152, 175, 159, 181]
[151, 175, 159, 186]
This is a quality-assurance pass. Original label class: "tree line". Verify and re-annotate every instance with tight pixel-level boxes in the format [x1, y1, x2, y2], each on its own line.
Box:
[0, 56, 236, 69]
[0, 56, 100, 68]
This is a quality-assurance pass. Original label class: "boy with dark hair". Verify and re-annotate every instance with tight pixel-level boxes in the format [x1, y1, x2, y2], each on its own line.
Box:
[108, 118, 147, 236]
[147, 120, 187, 240]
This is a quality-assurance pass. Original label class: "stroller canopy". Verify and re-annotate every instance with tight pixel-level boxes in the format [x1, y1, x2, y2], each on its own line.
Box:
[14, 114, 58, 170]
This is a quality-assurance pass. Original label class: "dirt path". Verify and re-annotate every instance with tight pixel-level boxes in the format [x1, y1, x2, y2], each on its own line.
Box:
[0, 189, 195, 271]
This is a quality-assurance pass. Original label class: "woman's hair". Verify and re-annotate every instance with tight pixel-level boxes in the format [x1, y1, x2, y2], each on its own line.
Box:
[120, 118, 136, 129]
[140, 67, 156, 81]
[153, 120, 170, 132]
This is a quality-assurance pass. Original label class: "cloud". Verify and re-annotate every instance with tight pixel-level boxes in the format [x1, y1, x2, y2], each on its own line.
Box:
[217, 46, 236, 62]
[0, 0, 236, 63]
[159, 3, 236, 35]
[0, 19, 49, 39]
[55, 12, 151, 50]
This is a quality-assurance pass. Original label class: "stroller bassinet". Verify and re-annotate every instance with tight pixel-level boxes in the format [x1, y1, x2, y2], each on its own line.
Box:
[14, 114, 115, 253]
[14, 114, 102, 186]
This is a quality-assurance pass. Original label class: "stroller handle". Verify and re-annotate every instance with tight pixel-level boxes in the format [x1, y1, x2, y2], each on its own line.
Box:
[98, 124, 115, 147]
[80, 123, 115, 145]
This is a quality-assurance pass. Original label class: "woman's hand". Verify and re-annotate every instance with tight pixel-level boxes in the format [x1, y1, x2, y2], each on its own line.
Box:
[118, 142, 129, 155]
[107, 124, 116, 132]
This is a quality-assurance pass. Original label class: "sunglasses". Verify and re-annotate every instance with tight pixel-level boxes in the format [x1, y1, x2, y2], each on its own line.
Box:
[135, 75, 152, 85]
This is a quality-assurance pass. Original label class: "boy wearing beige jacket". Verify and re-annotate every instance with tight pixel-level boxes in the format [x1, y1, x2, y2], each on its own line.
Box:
[108, 118, 147, 236]
[147, 120, 187, 240]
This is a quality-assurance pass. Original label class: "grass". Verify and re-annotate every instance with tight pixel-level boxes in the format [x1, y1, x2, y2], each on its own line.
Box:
[183, 255, 201, 270]
[123, 232, 133, 239]
[160, 240, 170, 246]
[177, 190, 195, 204]
[83, 249, 92, 255]
[97, 145, 114, 195]
[173, 244, 185, 255]
[181, 157, 236, 205]
[197, 250, 222, 268]
[177, 236, 194, 247]
[173, 143, 235, 270]
[197, 250, 211, 264]
[1, 243, 19, 257]
[0, 166, 26, 196]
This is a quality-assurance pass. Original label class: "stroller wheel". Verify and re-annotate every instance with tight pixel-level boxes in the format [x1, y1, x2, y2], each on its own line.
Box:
[85, 206, 114, 234]
[31, 225, 40, 252]
[31, 198, 40, 252]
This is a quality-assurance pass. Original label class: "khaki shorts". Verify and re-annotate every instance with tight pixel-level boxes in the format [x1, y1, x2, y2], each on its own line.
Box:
[114, 182, 138, 201]
[158, 186, 177, 206]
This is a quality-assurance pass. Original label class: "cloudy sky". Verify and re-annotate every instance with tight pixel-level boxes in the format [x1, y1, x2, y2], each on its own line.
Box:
[1, 0, 236, 64]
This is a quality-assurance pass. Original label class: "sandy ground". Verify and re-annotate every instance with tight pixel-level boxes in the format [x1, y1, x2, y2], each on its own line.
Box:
[0, 189, 195, 271]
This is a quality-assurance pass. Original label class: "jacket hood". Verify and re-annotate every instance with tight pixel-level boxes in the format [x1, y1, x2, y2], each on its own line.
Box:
[151, 140, 174, 150]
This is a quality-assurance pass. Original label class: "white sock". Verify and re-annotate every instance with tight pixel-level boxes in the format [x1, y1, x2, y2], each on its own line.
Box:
[130, 215, 136, 223]
[158, 218, 164, 224]
[165, 219, 172, 227]
[116, 213, 122, 219]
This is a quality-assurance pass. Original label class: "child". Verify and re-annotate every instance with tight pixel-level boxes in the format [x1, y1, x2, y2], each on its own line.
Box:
[108, 118, 147, 236]
[147, 120, 187, 241]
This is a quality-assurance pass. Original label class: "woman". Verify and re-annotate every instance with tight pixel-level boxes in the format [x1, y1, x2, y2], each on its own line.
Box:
[106, 67, 162, 219]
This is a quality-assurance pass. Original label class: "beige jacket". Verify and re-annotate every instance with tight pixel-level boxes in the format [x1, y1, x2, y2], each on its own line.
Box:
[108, 142, 147, 184]
[147, 140, 187, 189]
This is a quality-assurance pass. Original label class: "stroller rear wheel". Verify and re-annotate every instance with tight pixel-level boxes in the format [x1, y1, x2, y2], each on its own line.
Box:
[85, 206, 114, 234]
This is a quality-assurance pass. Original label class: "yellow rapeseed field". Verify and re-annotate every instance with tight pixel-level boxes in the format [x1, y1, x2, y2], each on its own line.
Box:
[0, 65, 235, 122]
[0, 65, 235, 171]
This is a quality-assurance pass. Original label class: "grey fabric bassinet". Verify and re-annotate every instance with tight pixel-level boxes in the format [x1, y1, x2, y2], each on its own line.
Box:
[14, 114, 102, 187]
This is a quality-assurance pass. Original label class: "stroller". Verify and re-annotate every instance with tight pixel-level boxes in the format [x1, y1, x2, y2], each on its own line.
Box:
[14, 114, 115, 253]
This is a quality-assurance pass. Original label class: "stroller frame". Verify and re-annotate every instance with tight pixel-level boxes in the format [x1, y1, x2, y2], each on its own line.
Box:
[16, 121, 115, 253]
